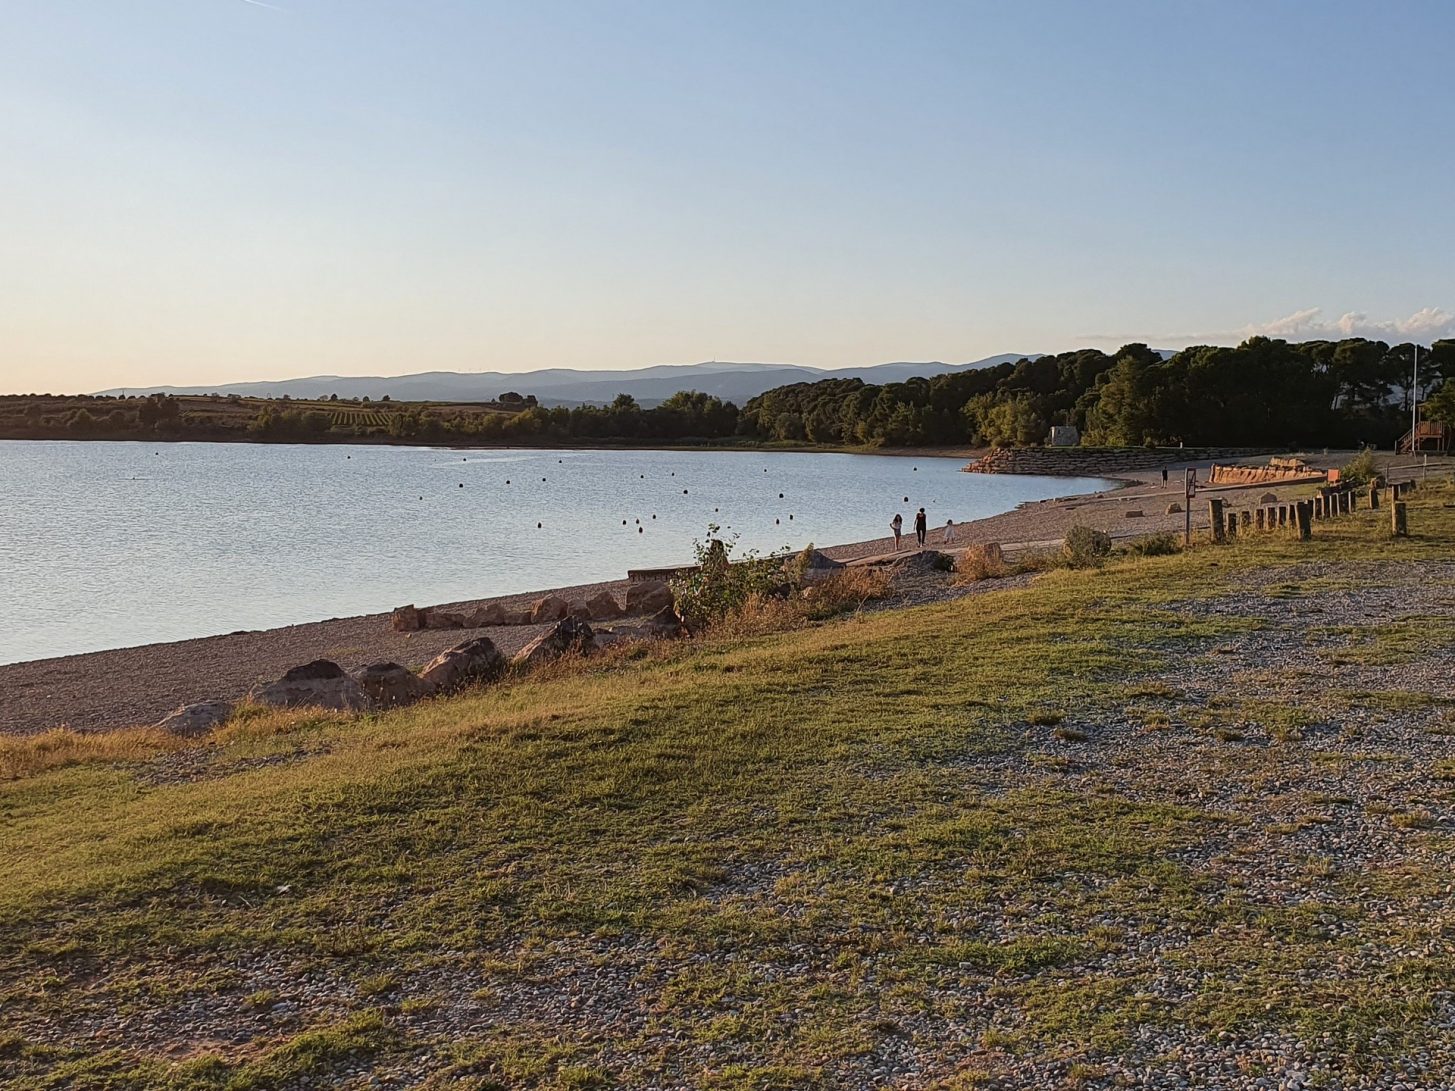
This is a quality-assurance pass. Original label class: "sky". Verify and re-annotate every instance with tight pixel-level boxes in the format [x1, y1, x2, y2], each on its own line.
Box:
[2, 1, 1452, 394]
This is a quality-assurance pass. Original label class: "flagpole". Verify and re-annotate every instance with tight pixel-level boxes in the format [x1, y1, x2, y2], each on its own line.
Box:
[1412, 343, 1419, 452]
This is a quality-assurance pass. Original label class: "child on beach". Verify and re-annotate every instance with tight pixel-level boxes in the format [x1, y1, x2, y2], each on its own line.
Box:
[944, 518, 956, 544]
[890, 512, 903, 551]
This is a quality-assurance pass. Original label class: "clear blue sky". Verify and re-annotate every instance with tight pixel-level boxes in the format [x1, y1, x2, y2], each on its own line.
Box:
[3, 1, 1451, 393]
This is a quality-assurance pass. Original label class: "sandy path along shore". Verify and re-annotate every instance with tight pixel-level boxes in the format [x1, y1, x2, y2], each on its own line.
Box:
[0, 460, 1313, 736]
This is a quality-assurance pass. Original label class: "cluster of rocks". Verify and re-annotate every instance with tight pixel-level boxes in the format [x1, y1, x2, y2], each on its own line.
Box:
[154, 599, 689, 737]
[390, 581, 673, 632]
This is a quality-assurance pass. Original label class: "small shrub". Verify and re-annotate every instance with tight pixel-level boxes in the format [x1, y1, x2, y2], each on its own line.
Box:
[1341, 446, 1379, 488]
[1028, 710, 1065, 727]
[954, 546, 1009, 583]
[670, 524, 787, 628]
[1123, 532, 1181, 557]
[1053, 725, 1087, 742]
[1062, 525, 1112, 568]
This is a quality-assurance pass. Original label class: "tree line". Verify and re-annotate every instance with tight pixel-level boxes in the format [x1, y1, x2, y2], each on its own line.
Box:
[737, 337, 1455, 448]
[8, 336, 1453, 448]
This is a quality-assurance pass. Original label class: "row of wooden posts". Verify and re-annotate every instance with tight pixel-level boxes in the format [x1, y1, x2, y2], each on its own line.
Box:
[1205, 480, 1413, 544]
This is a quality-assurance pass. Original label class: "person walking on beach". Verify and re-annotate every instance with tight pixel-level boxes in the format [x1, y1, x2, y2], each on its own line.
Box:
[890, 512, 903, 551]
[914, 507, 927, 548]
[944, 518, 956, 544]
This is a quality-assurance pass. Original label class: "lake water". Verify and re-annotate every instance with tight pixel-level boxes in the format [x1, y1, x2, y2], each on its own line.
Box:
[0, 441, 1111, 664]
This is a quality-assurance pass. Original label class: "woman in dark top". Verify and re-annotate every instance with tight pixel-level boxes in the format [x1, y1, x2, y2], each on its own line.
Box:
[914, 508, 927, 547]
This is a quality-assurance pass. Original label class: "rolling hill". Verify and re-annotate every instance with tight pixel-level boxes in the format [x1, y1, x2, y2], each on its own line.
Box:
[96, 355, 1035, 407]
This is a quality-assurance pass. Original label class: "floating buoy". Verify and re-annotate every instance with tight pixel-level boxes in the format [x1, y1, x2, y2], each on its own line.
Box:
[903, 496, 909, 502]
[506, 479, 510, 484]
[652, 514, 657, 519]
[623, 519, 627, 525]
[542, 477, 547, 482]
[775, 518, 780, 524]
[537, 522, 542, 529]
[714, 507, 719, 512]
[459, 483, 464, 488]
[640, 474, 644, 478]
[778, 493, 784, 498]
[638, 527, 643, 533]
[789, 514, 793, 520]
[683, 489, 688, 494]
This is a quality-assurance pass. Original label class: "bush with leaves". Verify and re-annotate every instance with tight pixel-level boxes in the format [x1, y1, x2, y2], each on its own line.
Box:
[1062, 525, 1112, 567]
[669, 525, 787, 627]
[1340, 446, 1380, 488]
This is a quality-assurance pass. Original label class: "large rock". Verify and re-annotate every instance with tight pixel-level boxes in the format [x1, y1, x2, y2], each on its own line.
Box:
[353, 662, 434, 708]
[423, 608, 469, 630]
[154, 700, 234, 737]
[513, 617, 595, 670]
[390, 605, 422, 632]
[644, 605, 689, 639]
[625, 580, 673, 614]
[471, 601, 507, 627]
[248, 660, 371, 712]
[419, 637, 508, 692]
[584, 590, 624, 620]
[529, 596, 570, 624]
[889, 549, 950, 572]
[797, 548, 845, 571]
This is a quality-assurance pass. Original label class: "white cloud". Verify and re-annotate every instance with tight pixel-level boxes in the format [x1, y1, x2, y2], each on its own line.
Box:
[1245, 307, 1455, 343]
[1082, 307, 1455, 348]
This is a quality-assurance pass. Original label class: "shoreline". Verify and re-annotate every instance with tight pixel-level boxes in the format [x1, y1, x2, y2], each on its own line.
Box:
[0, 460, 1267, 737]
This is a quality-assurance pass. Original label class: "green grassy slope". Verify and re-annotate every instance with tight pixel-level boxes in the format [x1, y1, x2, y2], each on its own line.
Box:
[2, 487, 1453, 1089]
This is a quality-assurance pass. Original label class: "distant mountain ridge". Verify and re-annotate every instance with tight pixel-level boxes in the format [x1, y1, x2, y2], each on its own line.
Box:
[96, 355, 1036, 408]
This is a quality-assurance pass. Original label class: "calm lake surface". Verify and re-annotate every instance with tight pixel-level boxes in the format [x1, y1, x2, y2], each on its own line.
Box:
[0, 441, 1111, 664]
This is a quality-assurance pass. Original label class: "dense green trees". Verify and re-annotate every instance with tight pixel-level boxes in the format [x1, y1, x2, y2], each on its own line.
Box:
[739, 337, 1442, 448]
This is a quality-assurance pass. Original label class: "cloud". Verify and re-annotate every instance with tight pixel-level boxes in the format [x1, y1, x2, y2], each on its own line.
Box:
[1081, 307, 1455, 348]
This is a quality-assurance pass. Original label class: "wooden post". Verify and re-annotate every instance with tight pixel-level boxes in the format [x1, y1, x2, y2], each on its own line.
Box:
[1315, 496, 1326, 519]
[1295, 500, 1312, 541]
[1339, 490, 1351, 515]
[1227, 512, 1238, 539]
[1369, 486, 1380, 510]
[1208, 498, 1226, 543]
[1392, 501, 1408, 537]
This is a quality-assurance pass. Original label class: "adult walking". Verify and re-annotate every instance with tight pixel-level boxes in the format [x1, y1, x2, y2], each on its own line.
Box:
[890, 512, 903, 551]
[914, 507, 927, 548]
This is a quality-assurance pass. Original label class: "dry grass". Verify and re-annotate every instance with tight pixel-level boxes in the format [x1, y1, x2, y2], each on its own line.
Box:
[953, 549, 1011, 584]
[0, 726, 189, 780]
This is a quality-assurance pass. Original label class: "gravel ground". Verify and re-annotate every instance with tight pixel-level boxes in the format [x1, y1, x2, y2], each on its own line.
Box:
[10, 553, 1454, 1088]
